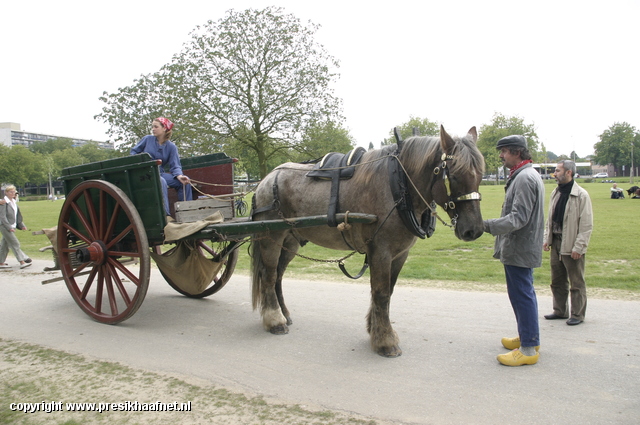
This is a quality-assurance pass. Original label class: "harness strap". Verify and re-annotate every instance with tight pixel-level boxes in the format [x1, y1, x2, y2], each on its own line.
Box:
[251, 172, 280, 218]
[327, 174, 340, 227]
[390, 129, 428, 239]
[339, 255, 369, 279]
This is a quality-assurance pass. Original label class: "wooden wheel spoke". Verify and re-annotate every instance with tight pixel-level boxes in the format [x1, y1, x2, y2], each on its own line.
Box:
[79, 267, 98, 299]
[107, 257, 140, 286]
[103, 203, 122, 242]
[105, 223, 135, 250]
[98, 189, 107, 240]
[94, 269, 104, 314]
[62, 221, 93, 246]
[109, 263, 133, 306]
[83, 188, 100, 238]
[103, 265, 120, 316]
[196, 240, 217, 257]
[69, 193, 97, 241]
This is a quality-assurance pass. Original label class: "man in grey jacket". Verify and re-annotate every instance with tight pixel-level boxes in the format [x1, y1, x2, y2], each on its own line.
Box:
[484, 135, 545, 366]
[543, 160, 593, 325]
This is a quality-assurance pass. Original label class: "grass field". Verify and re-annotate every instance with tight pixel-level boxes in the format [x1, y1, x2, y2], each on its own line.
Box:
[11, 178, 640, 292]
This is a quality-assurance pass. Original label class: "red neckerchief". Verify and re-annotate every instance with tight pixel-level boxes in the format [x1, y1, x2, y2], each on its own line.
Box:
[508, 160, 532, 178]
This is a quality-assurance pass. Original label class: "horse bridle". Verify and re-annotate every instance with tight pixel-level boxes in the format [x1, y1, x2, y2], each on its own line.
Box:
[429, 152, 482, 227]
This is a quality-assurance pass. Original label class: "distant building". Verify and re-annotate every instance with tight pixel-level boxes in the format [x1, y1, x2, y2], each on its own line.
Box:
[533, 162, 592, 178]
[0, 122, 113, 150]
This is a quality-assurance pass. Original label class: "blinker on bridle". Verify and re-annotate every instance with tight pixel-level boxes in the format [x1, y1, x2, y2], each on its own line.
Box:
[434, 152, 482, 211]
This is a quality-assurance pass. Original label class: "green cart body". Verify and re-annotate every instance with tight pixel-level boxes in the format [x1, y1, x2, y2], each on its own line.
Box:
[54, 152, 376, 325]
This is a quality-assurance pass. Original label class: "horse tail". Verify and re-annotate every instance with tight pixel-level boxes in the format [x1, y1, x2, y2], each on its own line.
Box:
[250, 239, 264, 311]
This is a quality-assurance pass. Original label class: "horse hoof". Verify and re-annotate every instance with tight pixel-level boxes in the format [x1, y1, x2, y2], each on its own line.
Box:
[270, 324, 289, 335]
[377, 345, 402, 358]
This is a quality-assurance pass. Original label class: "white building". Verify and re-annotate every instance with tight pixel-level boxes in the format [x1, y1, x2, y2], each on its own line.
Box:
[0, 122, 113, 150]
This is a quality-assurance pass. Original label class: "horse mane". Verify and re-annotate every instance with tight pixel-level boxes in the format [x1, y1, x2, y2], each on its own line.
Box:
[351, 132, 484, 187]
[350, 144, 397, 187]
[402, 133, 485, 178]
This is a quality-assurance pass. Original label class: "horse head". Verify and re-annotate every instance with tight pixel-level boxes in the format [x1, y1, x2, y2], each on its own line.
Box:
[430, 125, 485, 241]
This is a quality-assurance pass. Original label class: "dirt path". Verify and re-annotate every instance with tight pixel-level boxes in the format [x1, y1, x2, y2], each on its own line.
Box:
[1, 260, 639, 425]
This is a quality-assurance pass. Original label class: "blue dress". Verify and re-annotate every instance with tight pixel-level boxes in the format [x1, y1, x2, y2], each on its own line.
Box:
[131, 135, 192, 215]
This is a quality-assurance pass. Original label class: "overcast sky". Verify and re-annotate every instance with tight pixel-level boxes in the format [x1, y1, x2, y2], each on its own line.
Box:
[2, 0, 638, 158]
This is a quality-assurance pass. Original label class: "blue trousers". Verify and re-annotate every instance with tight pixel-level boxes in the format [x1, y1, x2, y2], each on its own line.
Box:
[504, 265, 540, 347]
[160, 173, 193, 215]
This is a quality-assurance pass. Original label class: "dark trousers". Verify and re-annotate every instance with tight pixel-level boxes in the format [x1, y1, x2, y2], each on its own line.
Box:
[550, 235, 587, 321]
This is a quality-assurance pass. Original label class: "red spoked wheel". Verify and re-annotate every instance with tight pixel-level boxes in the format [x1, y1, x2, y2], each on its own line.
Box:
[57, 180, 150, 324]
[154, 240, 239, 298]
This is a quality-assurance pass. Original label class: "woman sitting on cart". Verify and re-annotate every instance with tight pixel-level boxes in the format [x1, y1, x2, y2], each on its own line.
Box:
[131, 117, 192, 215]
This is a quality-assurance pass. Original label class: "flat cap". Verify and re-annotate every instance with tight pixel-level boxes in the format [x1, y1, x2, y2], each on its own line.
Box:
[496, 135, 527, 149]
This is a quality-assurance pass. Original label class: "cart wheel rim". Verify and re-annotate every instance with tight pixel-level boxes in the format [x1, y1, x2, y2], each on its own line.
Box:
[57, 180, 150, 324]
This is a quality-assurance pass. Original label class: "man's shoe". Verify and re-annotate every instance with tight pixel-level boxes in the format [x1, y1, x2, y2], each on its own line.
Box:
[0, 263, 10, 269]
[566, 318, 583, 326]
[544, 313, 569, 320]
[497, 349, 539, 366]
[501, 337, 540, 351]
[19, 263, 32, 269]
[24, 258, 32, 263]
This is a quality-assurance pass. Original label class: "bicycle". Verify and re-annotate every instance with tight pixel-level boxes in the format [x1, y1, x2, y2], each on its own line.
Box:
[235, 196, 248, 216]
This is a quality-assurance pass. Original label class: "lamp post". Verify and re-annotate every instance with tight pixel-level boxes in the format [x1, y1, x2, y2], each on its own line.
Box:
[631, 140, 634, 185]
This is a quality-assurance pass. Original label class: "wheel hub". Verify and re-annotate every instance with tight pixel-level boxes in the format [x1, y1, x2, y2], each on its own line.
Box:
[76, 241, 108, 265]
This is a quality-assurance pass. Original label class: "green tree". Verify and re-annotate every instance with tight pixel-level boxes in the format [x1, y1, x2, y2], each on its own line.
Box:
[477, 113, 539, 179]
[51, 149, 87, 173]
[29, 137, 74, 155]
[593, 122, 639, 175]
[290, 120, 354, 162]
[97, 7, 343, 177]
[382, 116, 440, 146]
[76, 142, 121, 164]
[0, 146, 47, 187]
[96, 73, 167, 150]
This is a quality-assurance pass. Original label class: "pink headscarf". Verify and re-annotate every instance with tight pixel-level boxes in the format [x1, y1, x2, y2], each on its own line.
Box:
[156, 117, 174, 131]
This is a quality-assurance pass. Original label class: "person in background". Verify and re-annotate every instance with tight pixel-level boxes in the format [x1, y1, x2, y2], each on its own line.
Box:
[543, 161, 594, 325]
[0, 185, 32, 269]
[483, 135, 545, 367]
[131, 117, 192, 215]
[610, 183, 624, 199]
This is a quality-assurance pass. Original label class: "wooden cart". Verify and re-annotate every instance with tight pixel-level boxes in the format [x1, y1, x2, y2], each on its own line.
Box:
[55, 153, 376, 324]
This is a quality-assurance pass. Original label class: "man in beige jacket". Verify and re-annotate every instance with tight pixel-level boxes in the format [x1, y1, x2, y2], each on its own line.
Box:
[543, 160, 593, 325]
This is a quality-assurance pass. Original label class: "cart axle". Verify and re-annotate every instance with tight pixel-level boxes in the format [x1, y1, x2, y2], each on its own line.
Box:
[76, 241, 108, 265]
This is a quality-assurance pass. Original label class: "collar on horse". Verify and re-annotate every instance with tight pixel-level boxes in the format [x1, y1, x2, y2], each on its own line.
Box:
[389, 128, 481, 239]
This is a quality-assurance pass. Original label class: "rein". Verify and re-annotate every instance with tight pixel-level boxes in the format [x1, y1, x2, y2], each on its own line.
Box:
[392, 129, 482, 234]
[395, 151, 482, 230]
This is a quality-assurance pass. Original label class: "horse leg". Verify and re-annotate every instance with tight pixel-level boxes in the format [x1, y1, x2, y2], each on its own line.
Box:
[252, 234, 289, 335]
[366, 251, 409, 358]
[275, 234, 300, 326]
[388, 251, 409, 297]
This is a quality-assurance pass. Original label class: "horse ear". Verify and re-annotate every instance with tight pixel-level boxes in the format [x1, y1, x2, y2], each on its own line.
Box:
[440, 125, 455, 154]
[467, 127, 478, 143]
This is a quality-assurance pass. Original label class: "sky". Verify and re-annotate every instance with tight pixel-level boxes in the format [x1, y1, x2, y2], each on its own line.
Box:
[2, 0, 638, 158]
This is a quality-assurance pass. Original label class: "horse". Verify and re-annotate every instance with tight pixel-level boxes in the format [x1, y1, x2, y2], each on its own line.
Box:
[250, 125, 485, 357]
